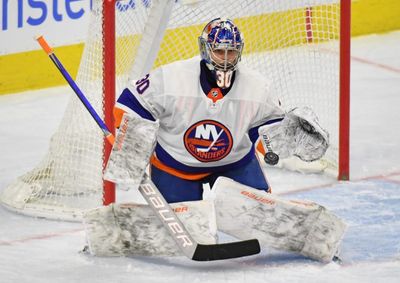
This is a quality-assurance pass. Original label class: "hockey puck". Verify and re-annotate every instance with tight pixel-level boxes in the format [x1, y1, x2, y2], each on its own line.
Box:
[264, 152, 279, 165]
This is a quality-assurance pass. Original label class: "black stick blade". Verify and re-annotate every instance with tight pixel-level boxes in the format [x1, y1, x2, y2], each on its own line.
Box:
[191, 239, 261, 261]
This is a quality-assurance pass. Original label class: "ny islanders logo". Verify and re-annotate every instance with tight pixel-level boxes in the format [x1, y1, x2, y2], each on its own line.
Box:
[184, 120, 233, 162]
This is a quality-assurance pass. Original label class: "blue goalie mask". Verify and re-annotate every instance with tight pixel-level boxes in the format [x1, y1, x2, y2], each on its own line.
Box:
[199, 18, 244, 88]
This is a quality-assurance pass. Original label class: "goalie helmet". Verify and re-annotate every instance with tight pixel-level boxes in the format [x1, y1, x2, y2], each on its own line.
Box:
[199, 18, 244, 88]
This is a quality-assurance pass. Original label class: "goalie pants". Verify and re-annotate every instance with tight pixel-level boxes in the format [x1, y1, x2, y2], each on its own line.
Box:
[150, 154, 270, 203]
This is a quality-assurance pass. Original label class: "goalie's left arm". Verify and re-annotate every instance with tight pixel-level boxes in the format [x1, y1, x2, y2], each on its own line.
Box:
[258, 106, 329, 162]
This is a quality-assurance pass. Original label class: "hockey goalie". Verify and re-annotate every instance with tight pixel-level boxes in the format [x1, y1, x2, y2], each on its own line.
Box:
[83, 18, 346, 262]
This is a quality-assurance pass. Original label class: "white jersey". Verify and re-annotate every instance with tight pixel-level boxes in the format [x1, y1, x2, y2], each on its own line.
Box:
[115, 57, 284, 174]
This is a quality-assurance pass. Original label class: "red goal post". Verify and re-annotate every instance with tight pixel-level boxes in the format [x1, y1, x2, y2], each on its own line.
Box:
[339, 0, 351, 181]
[103, 0, 117, 205]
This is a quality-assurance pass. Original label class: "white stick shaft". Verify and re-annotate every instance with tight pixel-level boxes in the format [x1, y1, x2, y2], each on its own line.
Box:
[139, 175, 197, 258]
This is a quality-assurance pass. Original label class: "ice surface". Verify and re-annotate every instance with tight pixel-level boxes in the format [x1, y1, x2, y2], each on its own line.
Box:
[1, 31, 400, 282]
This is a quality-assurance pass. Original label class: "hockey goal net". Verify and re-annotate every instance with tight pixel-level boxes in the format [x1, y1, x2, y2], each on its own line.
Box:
[0, 0, 350, 221]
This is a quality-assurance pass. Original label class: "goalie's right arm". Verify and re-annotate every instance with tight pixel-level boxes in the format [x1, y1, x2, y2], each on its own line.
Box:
[258, 106, 329, 162]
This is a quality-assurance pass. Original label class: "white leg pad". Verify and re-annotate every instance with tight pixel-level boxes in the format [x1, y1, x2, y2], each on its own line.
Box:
[83, 200, 217, 257]
[213, 177, 347, 262]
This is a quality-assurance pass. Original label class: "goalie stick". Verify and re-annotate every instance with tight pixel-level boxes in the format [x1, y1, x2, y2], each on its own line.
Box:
[36, 35, 260, 261]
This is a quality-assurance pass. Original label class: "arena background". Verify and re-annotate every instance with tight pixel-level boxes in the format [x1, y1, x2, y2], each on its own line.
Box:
[0, 0, 399, 95]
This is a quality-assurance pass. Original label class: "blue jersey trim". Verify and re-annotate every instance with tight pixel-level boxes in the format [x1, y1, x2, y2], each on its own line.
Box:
[117, 88, 156, 121]
[155, 143, 255, 174]
[248, 117, 284, 144]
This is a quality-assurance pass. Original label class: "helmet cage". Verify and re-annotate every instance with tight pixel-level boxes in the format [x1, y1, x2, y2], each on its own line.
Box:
[204, 40, 243, 72]
[199, 18, 244, 72]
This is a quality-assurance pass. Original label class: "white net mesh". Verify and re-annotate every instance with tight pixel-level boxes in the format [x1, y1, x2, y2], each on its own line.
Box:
[1, 0, 344, 220]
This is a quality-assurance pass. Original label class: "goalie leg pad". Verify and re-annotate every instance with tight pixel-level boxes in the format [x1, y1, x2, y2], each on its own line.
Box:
[104, 113, 159, 189]
[83, 200, 217, 257]
[213, 177, 346, 262]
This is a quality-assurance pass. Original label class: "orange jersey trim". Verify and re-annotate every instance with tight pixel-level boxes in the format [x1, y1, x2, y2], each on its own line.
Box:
[113, 107, 126, 128]
[256, 140, 266, 155]
[150, 155, 211, 180]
